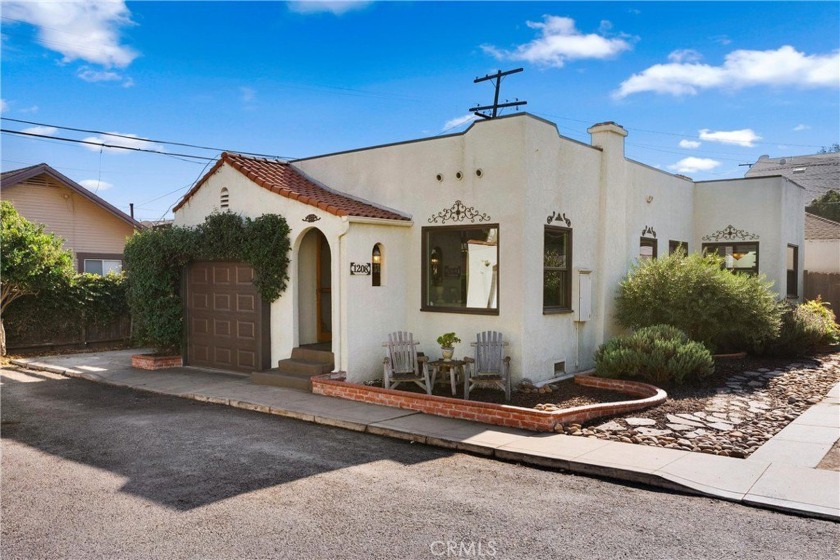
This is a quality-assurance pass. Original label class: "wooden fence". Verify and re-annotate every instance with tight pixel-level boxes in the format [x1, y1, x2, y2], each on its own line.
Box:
[804, 271, 840, 315]
[5, 314, 131, 352]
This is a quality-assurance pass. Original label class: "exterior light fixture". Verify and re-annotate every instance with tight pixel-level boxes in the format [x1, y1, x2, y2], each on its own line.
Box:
[372, 245, 382, 264]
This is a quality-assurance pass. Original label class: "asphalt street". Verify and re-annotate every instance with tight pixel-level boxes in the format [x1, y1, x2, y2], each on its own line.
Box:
[2, 368, 838, 560]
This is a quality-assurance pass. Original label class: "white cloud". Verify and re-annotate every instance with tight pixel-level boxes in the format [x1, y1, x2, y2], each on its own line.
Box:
[4, 1, 138, 68]
[699, 128, 761, 147]
[20, 105, 38, 114]
[76, 66, 132, 87]
[443, 113, 478, 131]
[81, 132, 164, 154]
[21, 126, 57, 136]
[287, 1, 371, 15]
[79, 179, 113, 191]
[669, 157, 721, 173]
[668, 49, 702, 64]
[679, 139, 701, 149]
[615, 45, 840, 98]
[0, 99, 7, 113]
[793, 123, 810, 131]
[482, 15, 632, 68]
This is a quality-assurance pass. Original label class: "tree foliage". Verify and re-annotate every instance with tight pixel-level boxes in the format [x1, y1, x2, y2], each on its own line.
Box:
[615, 250, 782, 352]
[0, 201, 75, 354]
[124, 212, 291, 353]
[806, 189, 840, 222]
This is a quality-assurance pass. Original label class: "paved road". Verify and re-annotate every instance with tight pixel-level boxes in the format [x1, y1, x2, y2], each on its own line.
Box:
[2, 368, 838, 560]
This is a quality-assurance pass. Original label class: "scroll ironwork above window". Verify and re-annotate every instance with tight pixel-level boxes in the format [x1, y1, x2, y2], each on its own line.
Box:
[428, 200, 491, 224]
[702, 225, 759, 242]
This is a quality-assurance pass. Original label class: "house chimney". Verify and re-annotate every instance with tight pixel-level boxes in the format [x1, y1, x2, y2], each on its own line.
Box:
[587, 121, 628, 157]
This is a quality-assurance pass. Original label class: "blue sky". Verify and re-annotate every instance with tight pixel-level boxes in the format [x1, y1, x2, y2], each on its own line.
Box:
[2, 1, 838, 221]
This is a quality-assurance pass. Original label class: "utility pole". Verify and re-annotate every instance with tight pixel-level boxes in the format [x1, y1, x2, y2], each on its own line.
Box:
[470, 68, 527, 120]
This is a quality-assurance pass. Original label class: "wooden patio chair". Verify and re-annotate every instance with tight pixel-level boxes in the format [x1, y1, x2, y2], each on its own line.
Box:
[464, 331, 511, 401]
[383, 331, 432, 394]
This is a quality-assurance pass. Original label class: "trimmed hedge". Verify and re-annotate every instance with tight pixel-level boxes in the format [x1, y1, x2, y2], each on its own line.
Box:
[595, 325, 715, 386]
[615, 250, 782, 353]
[124, 212, 291, 353]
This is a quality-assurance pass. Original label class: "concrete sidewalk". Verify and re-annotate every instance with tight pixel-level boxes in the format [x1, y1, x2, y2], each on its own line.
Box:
[7, 349, 839, 521]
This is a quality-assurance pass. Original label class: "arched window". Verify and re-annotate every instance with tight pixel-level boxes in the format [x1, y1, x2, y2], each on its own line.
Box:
[372, 243, 383, 287]
[220, 187, 230, 209]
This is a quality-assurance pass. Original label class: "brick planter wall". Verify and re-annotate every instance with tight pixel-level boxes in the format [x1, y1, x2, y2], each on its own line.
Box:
[311, 373, 666, 432]
[131, 354, 183, 370]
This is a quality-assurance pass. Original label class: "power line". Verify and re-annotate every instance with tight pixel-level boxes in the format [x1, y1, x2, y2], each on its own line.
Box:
[1, 129, 216, 161]
[1, 117, 289, 159]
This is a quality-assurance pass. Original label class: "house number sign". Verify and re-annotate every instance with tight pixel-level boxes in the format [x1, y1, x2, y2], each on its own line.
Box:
[349, 262, 371, 276]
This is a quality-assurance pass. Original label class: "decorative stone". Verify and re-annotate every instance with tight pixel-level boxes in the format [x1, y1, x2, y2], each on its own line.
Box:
[705, 422, 735, 431]
[666, 423, 694, 431]
[593, 421, 625, 432]
[635, 427, 672, 437]
[666, 414, 705, 427]
[625, 417, 657, 427]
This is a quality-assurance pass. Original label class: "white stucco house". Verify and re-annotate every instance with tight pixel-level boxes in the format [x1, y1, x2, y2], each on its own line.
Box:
[172, 113, 804, 383]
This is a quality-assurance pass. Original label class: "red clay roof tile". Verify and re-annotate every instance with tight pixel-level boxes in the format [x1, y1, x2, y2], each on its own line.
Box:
[173, 152, 410, 221]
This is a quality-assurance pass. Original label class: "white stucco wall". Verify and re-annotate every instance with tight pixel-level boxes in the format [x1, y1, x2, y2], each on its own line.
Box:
[805, 239, 840, 273]
[694, 176, 804, 297]
[174, 113, 806, 385]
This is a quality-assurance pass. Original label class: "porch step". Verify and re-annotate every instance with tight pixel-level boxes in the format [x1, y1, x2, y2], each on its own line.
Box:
[250, 369, 314, 391]
[291, 347, 334, 365]
[250, 346, 335, 391]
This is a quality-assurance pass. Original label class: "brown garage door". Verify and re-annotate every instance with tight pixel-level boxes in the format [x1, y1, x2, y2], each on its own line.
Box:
[186, 262, 269, 373]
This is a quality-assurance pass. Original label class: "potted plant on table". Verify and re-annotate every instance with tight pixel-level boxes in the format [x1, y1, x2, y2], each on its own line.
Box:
[436, 332, 461, 361]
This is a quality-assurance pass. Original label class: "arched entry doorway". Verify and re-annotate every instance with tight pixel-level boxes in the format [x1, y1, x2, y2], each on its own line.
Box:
[297, 228, 332, 346]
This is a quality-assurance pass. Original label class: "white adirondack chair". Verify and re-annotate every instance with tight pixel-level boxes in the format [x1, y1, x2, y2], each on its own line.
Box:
[464, 331, 511, 401]
[383, 331, 432, 394]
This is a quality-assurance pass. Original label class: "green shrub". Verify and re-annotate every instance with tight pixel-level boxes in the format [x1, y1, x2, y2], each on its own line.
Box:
[4, 272, 129, 346]
[124, 212, 291, 353]
[595, 325, 715, 385]
[761, 298, 840, 356]
[615, 251, 782, 352]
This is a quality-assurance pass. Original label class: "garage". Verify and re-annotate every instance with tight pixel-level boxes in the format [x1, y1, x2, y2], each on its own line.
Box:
[186, 261, 270, 373]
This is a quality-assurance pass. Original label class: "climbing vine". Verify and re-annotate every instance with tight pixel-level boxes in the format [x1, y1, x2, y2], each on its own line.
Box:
[124, 212, 291, 353]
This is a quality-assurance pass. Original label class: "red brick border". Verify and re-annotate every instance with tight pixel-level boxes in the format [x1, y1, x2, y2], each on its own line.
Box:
[311, 373, 666, 432]
[131, 354, 183, 370]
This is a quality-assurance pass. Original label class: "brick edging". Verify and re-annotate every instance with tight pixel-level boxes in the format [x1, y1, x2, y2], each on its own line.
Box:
[131, 354, 183, 370]
[311, 373, 666, 432]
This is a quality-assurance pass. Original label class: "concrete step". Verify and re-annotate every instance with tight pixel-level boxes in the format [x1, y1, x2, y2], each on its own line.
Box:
[291, 347, 334, 366]
[250, 369, 313, 391]
[275, 358, 332, 376]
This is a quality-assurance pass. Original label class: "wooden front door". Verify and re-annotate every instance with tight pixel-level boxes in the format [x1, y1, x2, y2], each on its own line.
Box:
[317, 235, 332, 343]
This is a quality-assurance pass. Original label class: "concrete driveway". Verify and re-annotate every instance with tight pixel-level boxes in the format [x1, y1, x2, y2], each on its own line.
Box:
[2, 369, 838, 560]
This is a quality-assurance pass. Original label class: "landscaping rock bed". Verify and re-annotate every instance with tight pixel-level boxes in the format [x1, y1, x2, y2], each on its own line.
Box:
[555, 352, 840, 458]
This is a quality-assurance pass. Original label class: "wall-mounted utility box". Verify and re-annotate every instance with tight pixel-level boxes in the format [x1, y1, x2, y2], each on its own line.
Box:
[575, 268, 592, 323]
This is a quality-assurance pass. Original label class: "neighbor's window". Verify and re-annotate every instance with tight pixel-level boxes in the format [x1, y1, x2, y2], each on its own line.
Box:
[544, 226, 572, 311]
[786, 244, 798, 298]
[702, 243, 759, 275]
[422, 225, 498, 314]
[84, 259, 123, 276]
[669, 240, 688, 255]
[640, 238, 657, 260]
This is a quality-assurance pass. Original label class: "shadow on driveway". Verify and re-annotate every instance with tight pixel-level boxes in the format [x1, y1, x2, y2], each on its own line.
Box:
[1, 370, 448, 511]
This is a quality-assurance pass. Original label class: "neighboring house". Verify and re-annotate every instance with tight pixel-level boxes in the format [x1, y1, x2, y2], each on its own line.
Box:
[805, 212, 840, 273]
[1, 163, 144, 274]
[746, 151, 839, 205]
[173, 113, 804, 381]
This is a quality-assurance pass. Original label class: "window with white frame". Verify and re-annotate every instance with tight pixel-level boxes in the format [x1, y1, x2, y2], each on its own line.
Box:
[84, 259, 123, 276]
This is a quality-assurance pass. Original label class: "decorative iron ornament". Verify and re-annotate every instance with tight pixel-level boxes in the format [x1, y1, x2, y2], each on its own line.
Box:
[702, 225, 759, 242]
[302, 214, 321, 223]
[428, 200, 491, 224]
[642, 225, 657, 238]
[546, 211, 572, 227]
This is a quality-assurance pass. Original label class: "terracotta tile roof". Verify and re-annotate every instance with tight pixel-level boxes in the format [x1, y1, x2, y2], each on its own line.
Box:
[805, 212, 840, 240]
[173, 152, 410, 221]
